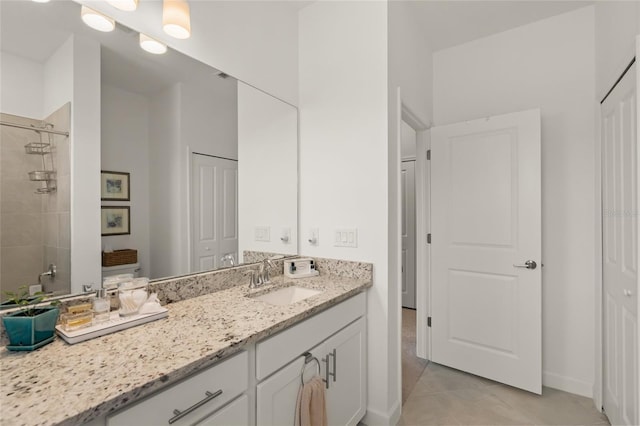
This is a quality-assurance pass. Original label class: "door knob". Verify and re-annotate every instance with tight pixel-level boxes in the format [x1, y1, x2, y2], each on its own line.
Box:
[624, 289, 634, 297]
[513, 260, 537, 270]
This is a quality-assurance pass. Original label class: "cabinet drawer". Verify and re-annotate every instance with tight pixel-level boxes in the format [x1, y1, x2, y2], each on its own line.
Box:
[256, 292, 365, 380]
[107, 351, 248, 426]
[194, 395, 249, 426]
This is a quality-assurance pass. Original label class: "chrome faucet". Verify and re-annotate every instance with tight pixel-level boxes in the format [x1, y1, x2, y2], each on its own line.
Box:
[38, 263, 56, 284]
[220, 253, 235, 267]
[259, 258, 276, 284]
[247, 258, 277, 289]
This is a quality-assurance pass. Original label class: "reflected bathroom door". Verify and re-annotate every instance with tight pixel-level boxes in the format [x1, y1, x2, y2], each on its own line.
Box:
[191, 153, 238, 272]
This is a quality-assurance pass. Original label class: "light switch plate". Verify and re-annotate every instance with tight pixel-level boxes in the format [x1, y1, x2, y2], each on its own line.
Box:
[255, 226, 271, 242]
[334, 228, 357, 248]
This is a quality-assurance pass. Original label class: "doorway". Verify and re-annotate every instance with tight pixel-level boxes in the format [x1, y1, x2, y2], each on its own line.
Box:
[399, 104, 430, 402]
[190, 153, 238, 273]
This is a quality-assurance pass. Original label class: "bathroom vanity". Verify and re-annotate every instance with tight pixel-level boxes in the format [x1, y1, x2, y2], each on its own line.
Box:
[0, 262, 371, 426]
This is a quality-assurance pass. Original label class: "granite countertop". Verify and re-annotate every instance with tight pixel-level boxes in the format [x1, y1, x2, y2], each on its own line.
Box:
[0, 273, 371, 426]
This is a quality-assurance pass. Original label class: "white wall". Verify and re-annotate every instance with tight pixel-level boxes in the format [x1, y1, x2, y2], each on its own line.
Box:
[595, 1, 640, 100]
[69, 35, 102, 292]
[237, 82, 298, 259]
[101, 84, 151, 278]
[181, 79, 238, 161]
[433, 6, 596, 397]
[401, 121, 417, 160]
[0, 52, 43, 119]
[298, 2, 392, 423]
[76, 0, 299, 106]
[148, 85, 183, 280]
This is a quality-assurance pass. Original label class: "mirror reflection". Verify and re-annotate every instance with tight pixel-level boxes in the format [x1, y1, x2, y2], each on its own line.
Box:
[0, 1, 298, 301]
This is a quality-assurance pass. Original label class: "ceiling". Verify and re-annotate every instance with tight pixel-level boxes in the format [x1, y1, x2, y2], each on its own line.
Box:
[405, 0, 594, 52]
[0, 1, 228, 97]
[0, 0, 595, 93]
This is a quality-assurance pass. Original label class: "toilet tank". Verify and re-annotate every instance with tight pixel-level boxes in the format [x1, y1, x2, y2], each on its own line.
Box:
[102, 263, 140, 280]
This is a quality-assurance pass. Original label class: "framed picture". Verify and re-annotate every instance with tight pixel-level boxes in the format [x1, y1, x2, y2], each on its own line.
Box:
[101, 206, 130, 236]
[101, 171, 130, 201]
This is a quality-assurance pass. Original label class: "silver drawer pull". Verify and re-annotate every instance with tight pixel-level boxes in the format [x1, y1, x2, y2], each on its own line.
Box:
[168, 389, 223, 424]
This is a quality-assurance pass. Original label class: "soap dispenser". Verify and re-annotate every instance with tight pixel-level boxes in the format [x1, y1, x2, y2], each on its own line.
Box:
[93, 289, 111, 324]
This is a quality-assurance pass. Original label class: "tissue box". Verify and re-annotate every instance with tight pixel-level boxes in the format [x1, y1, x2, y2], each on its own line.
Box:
[102, 249, 137, 267]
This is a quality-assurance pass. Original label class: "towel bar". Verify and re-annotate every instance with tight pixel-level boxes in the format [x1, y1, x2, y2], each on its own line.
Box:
[300, 352, 325, 386]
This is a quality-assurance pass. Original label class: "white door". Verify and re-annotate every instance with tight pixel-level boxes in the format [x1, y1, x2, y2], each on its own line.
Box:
[191, 154, 238, 273]
[602, 62, 638, 426]
[431, 109, 542, 394]
[402, 160, 417, 309]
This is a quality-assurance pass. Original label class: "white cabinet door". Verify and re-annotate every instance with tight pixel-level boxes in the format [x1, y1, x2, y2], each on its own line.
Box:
[257, 344, 326, 426]
[195, 395, 249, 426]
[323, 317, 366, 426]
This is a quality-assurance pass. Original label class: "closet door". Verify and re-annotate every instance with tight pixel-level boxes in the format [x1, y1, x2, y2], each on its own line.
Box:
[602, 62, 638, 426]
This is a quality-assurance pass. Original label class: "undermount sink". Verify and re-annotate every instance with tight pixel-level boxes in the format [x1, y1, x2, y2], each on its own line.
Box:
[253, 286, 322, 306]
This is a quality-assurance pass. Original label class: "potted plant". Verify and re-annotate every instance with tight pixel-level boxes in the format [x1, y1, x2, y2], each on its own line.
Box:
[2, 286, 60, 351]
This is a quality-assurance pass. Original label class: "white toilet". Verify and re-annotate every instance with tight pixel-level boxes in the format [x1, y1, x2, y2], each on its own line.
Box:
[101, 263, 141, 281]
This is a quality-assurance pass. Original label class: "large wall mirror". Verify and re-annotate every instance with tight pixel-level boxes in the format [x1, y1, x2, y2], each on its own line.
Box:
[0, 1, 298, 301]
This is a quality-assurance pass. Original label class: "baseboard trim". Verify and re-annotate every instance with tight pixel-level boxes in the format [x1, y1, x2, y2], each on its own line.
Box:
[362, 400, 401, 426]
[543, 371, 593, 398]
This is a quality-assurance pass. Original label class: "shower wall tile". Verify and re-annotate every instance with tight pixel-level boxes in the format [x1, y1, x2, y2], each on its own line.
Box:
[59, 212, 70, 249]
[1, 178, 41, 214]
[43, 213, 59, 247]
[56, 173, 69, 212]
[1, 109, 70, 297]
[1, 213, 42, 247]
[1, 245, 42, 293]
[56, 136, 70, 177]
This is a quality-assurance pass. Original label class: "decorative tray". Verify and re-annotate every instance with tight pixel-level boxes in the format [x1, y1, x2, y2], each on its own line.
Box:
[56, 308, 168, 344]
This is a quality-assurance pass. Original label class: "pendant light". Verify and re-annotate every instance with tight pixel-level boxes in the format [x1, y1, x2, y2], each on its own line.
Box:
[162, 0, 191, 39]
[140, 34, 167, 55]
[106, 0, 138, 12]
[80, 5, 115, 32]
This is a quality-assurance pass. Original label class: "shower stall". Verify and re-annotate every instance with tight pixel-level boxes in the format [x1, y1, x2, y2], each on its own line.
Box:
[0, 103, 71, 299]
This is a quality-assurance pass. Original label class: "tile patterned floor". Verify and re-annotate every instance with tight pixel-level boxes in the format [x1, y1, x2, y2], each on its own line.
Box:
[399, 363, 611, 426]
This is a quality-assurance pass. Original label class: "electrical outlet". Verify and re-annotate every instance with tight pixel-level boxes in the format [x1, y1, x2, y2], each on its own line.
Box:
[334, 228, 357, 248]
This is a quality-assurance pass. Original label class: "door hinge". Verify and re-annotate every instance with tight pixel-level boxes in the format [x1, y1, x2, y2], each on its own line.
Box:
[427, 233, 431, 244]
[427, 317, 432, 327]
[427, 149, 431, 160]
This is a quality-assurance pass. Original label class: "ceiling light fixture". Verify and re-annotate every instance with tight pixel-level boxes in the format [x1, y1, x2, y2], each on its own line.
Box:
[139, 33, 167, 55]
[106, 0, 138, 12]
[80, 5, 115, 32]
[32, 0, 51, 3]
[162, 0, 191, 39]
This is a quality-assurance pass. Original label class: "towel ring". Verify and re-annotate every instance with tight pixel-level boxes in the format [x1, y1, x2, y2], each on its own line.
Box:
[300, 352, 323, 386]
